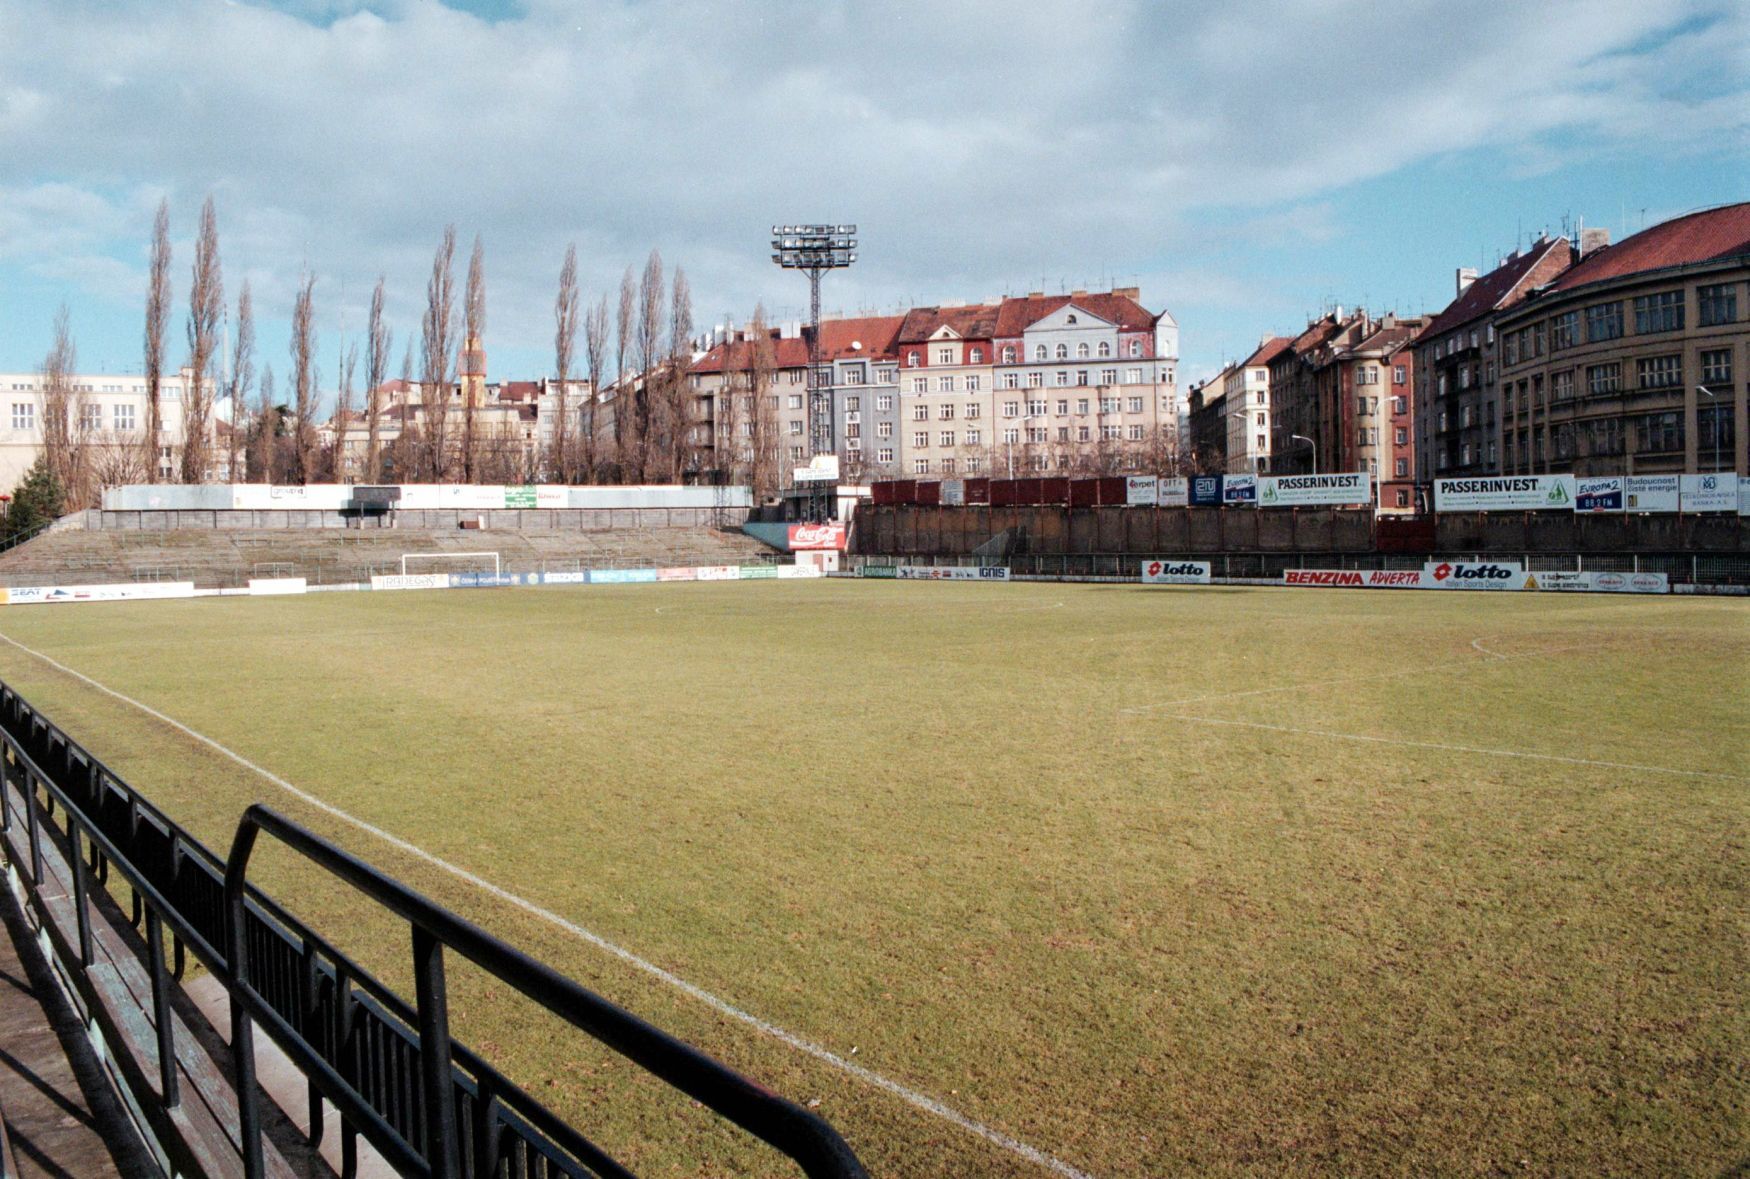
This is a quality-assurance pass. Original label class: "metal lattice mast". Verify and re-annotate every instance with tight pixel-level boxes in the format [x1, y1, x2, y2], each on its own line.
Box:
[773, 225, 857, 518]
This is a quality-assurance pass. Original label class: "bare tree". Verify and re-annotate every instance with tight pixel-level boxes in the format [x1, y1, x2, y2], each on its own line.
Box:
[665, 266, 694, 481]
[252, 365, 277, 483]
[551, 244, 579, 483]
[289, 271, 317, 483]
[363, 277, 390, 483]
[747, 305, 779, 500]
[460, 234, 486, 481]
[181, 196, 223, 483]
[229, 279, 255, 484]
[41, 305, 92, 509]
[582, 294, 608, 483]
[421, 226, 457, 481]
[632, 249, 665, 482]
[330, 341, 358, 480]
[143, 198, 172, 482]
[614, 266, 634, 480]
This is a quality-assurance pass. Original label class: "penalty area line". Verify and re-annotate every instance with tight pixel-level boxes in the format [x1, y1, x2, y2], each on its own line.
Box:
[0, 630, 1093, 1179]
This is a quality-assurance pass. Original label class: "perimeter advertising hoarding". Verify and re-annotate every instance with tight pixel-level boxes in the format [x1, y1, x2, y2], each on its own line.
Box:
[1574, 476, 1625, 513]
[1537, 571, 1669, 593]
[1158, 477, 1190, 507]
[541, 571, 589, 584]
[1742, 476, 1750, 516]
[588, 569, 659, 584]
[1625, 475, 1679, 512]
[657, 567, 697, 582]
[1125, 476, 1158, 505]
[1282, 564, 1532, 590]
[1140, 560, 1212, 585]
[1434, 475, 1575, 511]
[1256, 472, 1372, 507]
[896, 566, 1011, 581]
[1221, 474, 1258, 506]
[940, 479, 965, 506]
[1283, 569, 1429, 589]
[788, 522, 848, 550]
[2, 581, 198, 605]
[1423, 560, 1529, 589]
[695, 565, 741, 581]
[247, 578, 308, 596]
[1680, 473, 1737, 513]
[369, 573, 451, 591]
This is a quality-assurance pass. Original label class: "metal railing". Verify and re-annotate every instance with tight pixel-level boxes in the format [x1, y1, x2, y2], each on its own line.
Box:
[0, 680, 866, 1179]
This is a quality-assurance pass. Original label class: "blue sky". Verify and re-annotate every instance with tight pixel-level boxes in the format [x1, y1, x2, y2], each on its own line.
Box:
[1, 0, 1745, 398]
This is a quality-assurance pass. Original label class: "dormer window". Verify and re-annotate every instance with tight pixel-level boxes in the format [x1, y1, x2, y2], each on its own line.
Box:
[1129, 340, 1142, 357]
[969, 348, 983, 363]
[907, 352, 919, 367]
[936, 347, 953, 364]
[1066, 314, 1078, 324]
[1076, 343, 1089, 358]
[1034, 344, 1047, 360]
[1002, 346, 1016, 363]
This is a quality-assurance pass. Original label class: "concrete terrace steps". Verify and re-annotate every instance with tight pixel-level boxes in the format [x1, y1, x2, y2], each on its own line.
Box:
[0, 527, 779, 589]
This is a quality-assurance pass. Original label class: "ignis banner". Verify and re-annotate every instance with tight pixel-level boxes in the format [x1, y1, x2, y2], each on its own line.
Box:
[1424, 561, 1529, 589]
[896, 565, 1011, 581]
[1141, 560, 1211, 585]
[1574, 476, 1625, 513]
[1257, 472, 1372, 507]
[1434, 475, 1575, 511]
[1625, 475, 1679, 512]
[1680, 473, 1737, 513]
[1221, 474, 1258, 506]
[787, 522, 848, 550]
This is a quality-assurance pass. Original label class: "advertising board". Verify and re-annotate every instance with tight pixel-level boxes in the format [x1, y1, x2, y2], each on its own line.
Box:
[540, 571, 589, 584]
[695, 565, 741, 581]
[1423, 560, 1529, 589]
[1187, 475, 1222, 507]
[247, 578, 308, 596]
[1625, 475, 1679, 512]
[1680, 473, 1737, 513]
[1283, 569, 1427, 589]
[3, 581, 198, 605]
[1574, 476, 1625, 513]
[896, 566, 1011, 581]
[1257, 472, 1371, 507]
[1221, 474, 1258, 506]
[1140, 560, 1211, 585]
[788, 522, 848, 550]
[776, 565, 825, 579]
[859, 565, 898, 578]
[368, 573, 451, 592]
[1157, 477, 1190, 507]
[940, 479, 965, 506]
[1434, 475, 1575, 511]
[588, 568, 659, 584]
[504, 485, 537, 508]
[657, 567, 697, 582]
[1125, 476, 1158, 506]
[449, 572, 530, 588]
[739, 565, 778, 579]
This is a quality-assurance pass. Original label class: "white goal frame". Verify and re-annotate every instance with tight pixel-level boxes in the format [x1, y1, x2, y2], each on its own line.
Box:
[400, 551, 501, 577]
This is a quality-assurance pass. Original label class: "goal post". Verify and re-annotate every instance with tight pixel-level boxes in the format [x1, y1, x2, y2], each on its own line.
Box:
[400, 551, 501, 577]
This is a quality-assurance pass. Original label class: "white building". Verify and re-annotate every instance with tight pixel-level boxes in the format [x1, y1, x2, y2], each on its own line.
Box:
[0, 367, 205, 494]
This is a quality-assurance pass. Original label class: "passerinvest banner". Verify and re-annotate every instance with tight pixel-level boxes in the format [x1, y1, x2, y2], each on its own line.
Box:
[1257, 472, 1372, 507]
[1574, 476, 1625, 513]
[1680, 473, 1737, 513]
[1140, 560, 1212, 584]
[1434, 475, 1575, 511]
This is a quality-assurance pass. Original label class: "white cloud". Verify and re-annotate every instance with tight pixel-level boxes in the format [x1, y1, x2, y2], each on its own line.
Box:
[0, 0, 1744, 371]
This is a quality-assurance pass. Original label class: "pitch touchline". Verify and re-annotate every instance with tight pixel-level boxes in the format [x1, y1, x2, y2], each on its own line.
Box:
[0, 631, 1093, 1179]
[1165, 712, 1743, 782]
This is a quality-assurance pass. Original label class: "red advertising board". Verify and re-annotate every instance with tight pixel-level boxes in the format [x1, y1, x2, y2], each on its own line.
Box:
[787, 522, 848, 550]
[1040, 477, 1070, 504]
[916, 480, 941, 506]
[1068, 478, 1100, 507]
[1097, 476, 1128, 505]
[964, 477, 991, 504]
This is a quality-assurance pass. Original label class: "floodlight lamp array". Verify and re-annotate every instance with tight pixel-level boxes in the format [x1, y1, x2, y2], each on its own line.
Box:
[771, 223, 858, 269]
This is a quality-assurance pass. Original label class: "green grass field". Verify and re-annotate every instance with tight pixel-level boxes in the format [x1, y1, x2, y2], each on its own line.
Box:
[0, 581, 1744, 1177]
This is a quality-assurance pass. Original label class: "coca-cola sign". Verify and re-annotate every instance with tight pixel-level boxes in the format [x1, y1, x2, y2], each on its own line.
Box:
[788, 523, 847, 550]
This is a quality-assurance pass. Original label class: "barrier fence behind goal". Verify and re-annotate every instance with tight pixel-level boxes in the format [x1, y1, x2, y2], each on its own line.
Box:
[399, 551, 500, 577]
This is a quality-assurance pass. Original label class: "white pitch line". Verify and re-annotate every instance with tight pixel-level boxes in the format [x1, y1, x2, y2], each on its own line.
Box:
[1164, 712, 1744, 782]
[1469, 636, 1510, 660]
[0, 630, 1093, 1179]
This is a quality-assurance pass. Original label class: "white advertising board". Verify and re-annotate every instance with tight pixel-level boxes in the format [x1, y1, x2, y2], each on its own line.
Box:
[695, 565, 741, 581]
[1257, 472, 1372, 507]
[247, 578, 308, 596]
[940, 479, 965, 506]
[1527, 570, 1663, 594]
[1221, 474, 1258, 506]
[896, 566, 1011, 581]
[368, 573, 451, 591]
[1742, 476, 1750, 516]
[1434, 475, 1575, 512]
[775, 565, 825, 579]
[1140, 560, 1211, 585]
[1680, 473, 1737, 513]
[3, 581, 197, 605]
[1283, 569, 1428, 589]
[1157, 477, 1189, 507]
[541, 571, 589, 584]
[1625, 475, 1679, 513]
[1125, 476, 1159, 506]
[1423, 560, 1529, 589]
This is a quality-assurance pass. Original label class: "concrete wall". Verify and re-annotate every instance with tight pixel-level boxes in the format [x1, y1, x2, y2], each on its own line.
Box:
[101, 483, 754, 512]
[92, 506, 742, 531]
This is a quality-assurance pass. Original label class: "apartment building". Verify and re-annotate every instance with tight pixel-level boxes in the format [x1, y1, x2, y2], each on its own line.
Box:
[1223, 337, 1288, 474]
[0, 367, 200, 492]
[1495, 203, 1749, 477]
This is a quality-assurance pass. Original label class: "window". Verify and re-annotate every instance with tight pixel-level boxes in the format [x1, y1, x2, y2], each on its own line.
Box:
[913, 403, 929, 420]
[1099, 397, 1119, 414]
[938, 403, 955, 420]
[940, 431, 955, 447]
[878, 447, 893, 464]
[913, 431, 928, 449]
[1393, 365, 1406, 385]
[1076, 342, 1089, 358]
[1101, 369, 1117, 385]
[1633, 291, 1684, 334]
[1585, 302, 1623, 342]
[1552, 370, 1574, 401]
[936, 347, 954, 364]
[911, 377, 927, 393]
[1701, 348, 1734, 386]
[966, 457, 982, 473]
[787, 394, 803, 409]
[1699, 404, 1735, 454]
[1077, 399, 1090, 414]
[966, 429, 981, 445]
[1002, 428, 1019, 444]
[938, 376, 955, 393]
[1356, 396, 1372, 416]
[1126, 368, 1142, 384]
[790, 446, 805, 461]
[879, 368, 896, 384]
[1027, 399, 1048, 416]
[1636, 354, 1682, 390]
[969, 348, 983, 363]
[846, 396, 860, 411]
[1101, 424, 1122, 441]
[1056, 425, 1070, 442]
[941, 458, 955, 474]
[914, 458, 930, 474]
[1698, 283, 1738, 327]
[877, 420, 893, 438]
[1635, 411, 1684, 453]
[1551, 310, 1579, 350]
[1127, 397, 1143, 413]
[1034, 344, 1048, 360]
[1055, 400, 1069, 415]
[1357, 427, 1377, 446]
[1391, 395, 1407, 415]
[845, 422, 862, 440]
[1028, 372, 1044, 388]
[877, 394, 893, 411]
[1026, 426, 1047, 443]
[79, 404, 103, 431]
[1054, 344, 1068, 359]
[1586, 362, 1622, 396]
[1002, 346, 1015, 363]
[1394, 489, 1409, 507]
[1077, 425, 1090, 441]
[787, 419, 803, 435]
[1076, 371, 1088, 386]
[1003, 401, 1020, 417]
[10, 403, 34, 431]
[1065, 314, 1077, 324]
[1129, 340, 1141, 357]
[1128, 424, 1144, 441]
[1256, 412, 1266, 427]
[1000, 372, 1019, 389]
[1395, 427, 1407, 445]
[965, 376, 981, 392]
[906, 352, 920, 367]
[1098, 341, 1111, 358]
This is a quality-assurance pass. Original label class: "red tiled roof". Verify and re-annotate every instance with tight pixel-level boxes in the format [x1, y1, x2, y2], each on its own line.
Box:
[814, 315, 905, 360]
[496, 381, 540, 402]
[1240, 336, 1291, 369]
[691, 334, 811, 374]
[1283, 313, 1347, 358]
[897, 303, 1002, 344]
[1346, 320, 1425, 358]
[1549, 202, 1750, 292]
[992, 292, 1156, 336]
[1422, 237, 1571, 339]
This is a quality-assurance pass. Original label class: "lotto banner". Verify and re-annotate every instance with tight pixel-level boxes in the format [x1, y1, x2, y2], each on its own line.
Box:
[1422, 561, 1529, 590]
[1140, 560, 1212, 585]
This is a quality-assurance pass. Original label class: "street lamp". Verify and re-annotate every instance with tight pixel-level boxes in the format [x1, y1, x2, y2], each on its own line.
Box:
[1229, 409, 1257, 473]
[1290, 433, 1317, 475]
[771, 223, 857, 520]
[1697, 384, 1727, 473]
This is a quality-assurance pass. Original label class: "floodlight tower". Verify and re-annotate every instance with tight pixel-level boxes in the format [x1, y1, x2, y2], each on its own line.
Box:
[772, 224, 857, 521]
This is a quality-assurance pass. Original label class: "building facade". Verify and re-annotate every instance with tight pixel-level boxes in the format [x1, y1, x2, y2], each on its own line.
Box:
[1223, 338, 1287, 474]
[0, 367, 202, 495]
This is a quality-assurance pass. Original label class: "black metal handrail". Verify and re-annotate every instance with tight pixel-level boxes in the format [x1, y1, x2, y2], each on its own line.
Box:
[0, 680, 867, 1179]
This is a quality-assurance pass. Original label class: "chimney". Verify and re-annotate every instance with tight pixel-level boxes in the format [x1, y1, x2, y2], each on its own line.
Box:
[1027, 290, 1045, 298]
[1456, 267, 1478, 296]
[1070, 288, 1088, 298]
[1114, 286, 1140, 300]
[1579, 227, 1610, 258]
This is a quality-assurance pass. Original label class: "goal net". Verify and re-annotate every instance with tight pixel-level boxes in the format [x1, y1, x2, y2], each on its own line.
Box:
[400, 551, 501, 577]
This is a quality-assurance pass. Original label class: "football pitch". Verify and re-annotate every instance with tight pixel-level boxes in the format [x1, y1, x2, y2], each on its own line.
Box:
[0, 580, 1743, 1176]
